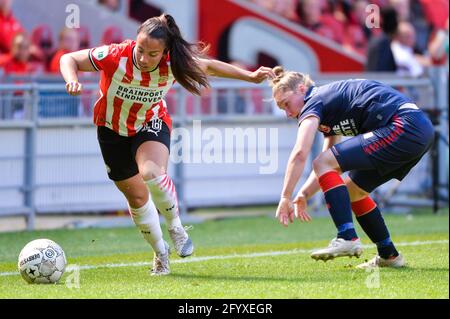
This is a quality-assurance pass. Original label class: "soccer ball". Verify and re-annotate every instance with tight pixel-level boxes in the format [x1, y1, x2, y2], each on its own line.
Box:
[18, 239, 67, 284]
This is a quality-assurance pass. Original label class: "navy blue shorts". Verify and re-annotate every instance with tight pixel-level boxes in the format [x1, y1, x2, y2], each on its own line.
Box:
[331, 107, 434, 193]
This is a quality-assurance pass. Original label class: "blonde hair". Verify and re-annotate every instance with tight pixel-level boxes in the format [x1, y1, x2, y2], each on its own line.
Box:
[269, 66, 315, 95]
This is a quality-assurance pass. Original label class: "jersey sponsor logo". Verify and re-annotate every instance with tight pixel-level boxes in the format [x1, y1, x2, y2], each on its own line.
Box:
[332, 118, 358, 136]
[93, 46, 109, 60]
[115, 85, 165, 104]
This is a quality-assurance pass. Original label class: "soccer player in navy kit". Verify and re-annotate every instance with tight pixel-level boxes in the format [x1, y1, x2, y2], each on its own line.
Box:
[270, 66, 434, 268]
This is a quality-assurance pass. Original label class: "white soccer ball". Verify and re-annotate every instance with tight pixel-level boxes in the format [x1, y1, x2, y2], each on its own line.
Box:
[18, 239, 67, 284]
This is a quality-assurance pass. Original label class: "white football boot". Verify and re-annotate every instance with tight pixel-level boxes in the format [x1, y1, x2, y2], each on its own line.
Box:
[356, 253, 406, 269]
[168, 225, 194, 258]
[151, 241, 170, 276]
[311, 238, 363, 261]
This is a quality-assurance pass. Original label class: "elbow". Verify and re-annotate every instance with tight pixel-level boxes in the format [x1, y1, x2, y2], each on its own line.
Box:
[59, 53, 70, 67]
[60, 53, 75, 68]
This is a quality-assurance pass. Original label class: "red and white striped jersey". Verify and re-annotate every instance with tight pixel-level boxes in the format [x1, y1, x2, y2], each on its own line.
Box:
[89, 40, 175, 136]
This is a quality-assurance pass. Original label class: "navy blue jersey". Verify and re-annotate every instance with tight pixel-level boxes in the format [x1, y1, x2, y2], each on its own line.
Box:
[298, 79, 412, 136]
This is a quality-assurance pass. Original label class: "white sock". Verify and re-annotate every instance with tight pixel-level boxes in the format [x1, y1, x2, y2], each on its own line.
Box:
[145, 174, 183, 230]
[128, 199, 166, 254]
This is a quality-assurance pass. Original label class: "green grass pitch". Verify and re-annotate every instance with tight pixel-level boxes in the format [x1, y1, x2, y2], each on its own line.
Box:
[0, 209, 448, 299]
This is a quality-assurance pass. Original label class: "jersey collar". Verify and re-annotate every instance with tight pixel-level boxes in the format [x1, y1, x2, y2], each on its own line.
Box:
[132, 46, 140, 70]
[304, 86, 317, 102]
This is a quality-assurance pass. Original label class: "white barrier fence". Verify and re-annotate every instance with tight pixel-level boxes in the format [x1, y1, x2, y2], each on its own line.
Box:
[0, 73, 447, 229]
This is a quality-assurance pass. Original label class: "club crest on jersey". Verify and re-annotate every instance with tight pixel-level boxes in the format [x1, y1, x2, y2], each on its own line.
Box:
[142, 118, 163, 136]
[318, 124, 331, 134]
[93, 46, 109, 61]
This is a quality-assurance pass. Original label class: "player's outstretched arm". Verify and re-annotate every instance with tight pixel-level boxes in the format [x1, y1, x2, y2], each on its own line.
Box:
[60, 49, 97, 96]
[276, 116, 319, 226]
[197, 58, 275, 83]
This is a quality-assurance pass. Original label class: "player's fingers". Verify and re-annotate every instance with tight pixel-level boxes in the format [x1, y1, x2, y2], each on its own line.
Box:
[75, 82, 83, 93]
[263, 67, 276, 79]
[66, 82, 76, 95]
[299, 209, 312, 222]
[260, 69, 275, 79]
[282, 215, 288, 227]
[276, 210, 283, 223]
[66, 81, 82, 95]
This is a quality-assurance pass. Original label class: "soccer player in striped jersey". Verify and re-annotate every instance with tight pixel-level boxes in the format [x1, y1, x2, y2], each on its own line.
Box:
[60, 14, 275, 275]
[269, 66, 434, 268]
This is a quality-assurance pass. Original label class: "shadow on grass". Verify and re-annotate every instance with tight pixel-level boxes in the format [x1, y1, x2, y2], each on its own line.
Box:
[169, 271, 363, 284]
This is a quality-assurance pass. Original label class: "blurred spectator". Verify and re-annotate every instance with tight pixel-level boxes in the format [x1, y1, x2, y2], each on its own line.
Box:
[273, 0, 299, 21]
[296, 0, 344, 44]
[428, 18, 449, 66]
[48, 27, 80, 74]
[0, 33, 43, 119]
[389, 0, 410, 22]
[102, 26, 124, 45]
[0, 32, 42, 75]
[249, 0, 274, 11]
[390, 0, 433, 54]
[129, 0, 162, 22]
[409, 0, 433, 54]
[77, 26, 91, 50]
[0, 0, 24, 54]
[99, 0, 120, 12]
[343, 0, 372, 55]
[391, 21, 430, 77]
[250, 0, 299, 21]
[30, 24, 54, 69]
[366, 6, 398, 71]
[418, 0, 449, 30]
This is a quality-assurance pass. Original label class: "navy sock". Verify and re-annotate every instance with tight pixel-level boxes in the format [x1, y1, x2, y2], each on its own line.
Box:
[376, 237, 399, 259]
[319, 171, 358, 241]
[352, 197, 398, 258]
[337, 222, 358, 241]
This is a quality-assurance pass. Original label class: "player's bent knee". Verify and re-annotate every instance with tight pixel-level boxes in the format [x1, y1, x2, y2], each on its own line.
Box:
[139, 161, 166, 181]
[313, 150, 341, 176]
[313, 153, 332, 175]
[126, 193, 149, 209]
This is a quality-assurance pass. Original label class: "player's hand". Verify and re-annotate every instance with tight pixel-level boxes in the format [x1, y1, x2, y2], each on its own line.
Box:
[275, 197, 295, 227]
[248, 66, 276, 83]
[293, 192, 312, 222]
[65, 81, 83, 96]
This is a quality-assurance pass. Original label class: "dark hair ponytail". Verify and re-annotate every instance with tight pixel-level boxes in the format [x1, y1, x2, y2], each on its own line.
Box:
[138, 14, 209, 95]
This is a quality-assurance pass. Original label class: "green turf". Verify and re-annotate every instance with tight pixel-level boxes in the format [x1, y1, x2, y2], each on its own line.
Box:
[0, 209, 448, 299]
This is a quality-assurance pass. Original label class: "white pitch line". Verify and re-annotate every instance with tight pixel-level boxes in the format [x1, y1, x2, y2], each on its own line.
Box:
[1, 239, 447, 277]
